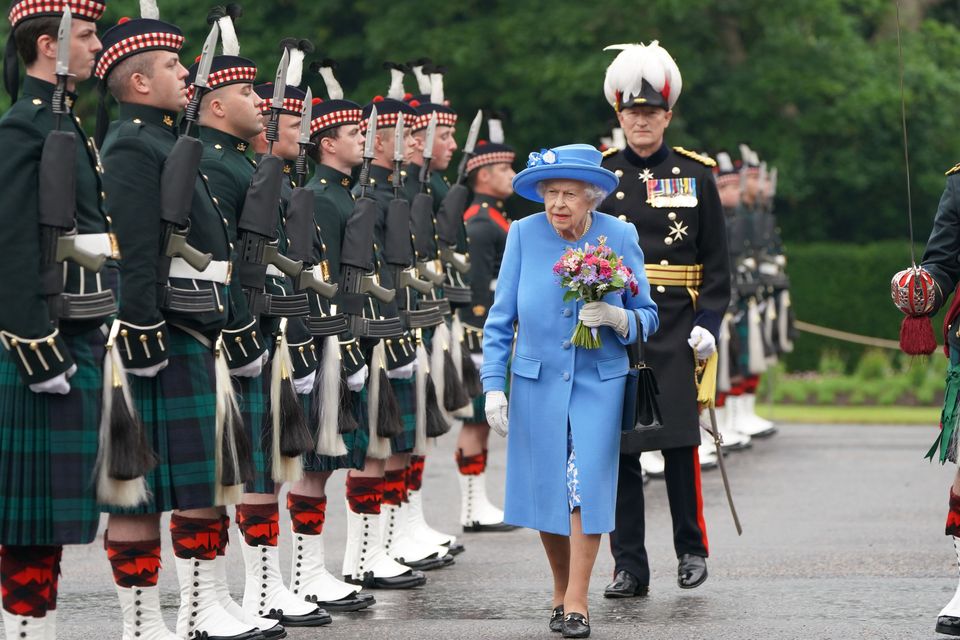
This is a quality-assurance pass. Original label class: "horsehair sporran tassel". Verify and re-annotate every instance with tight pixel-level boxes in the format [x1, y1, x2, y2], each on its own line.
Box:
[95, 320, 154, 507]
[270, 318, 311, 483]
[747, 297, 767, 375]
[429, 323, 451, 422]
[366, 341, 392, 459]
[413, 341, 429, 455]
[337, 368, 359, 434]
[214, 336, 245, 505]
[443, 317, 471, 413]
[315, 334, 347, 456]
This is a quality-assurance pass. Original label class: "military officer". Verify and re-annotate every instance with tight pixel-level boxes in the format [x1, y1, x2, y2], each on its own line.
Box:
[94, 6, 263, 639]
[456, 119, 518, 533]
[190, 22, 328, 630]
[0, 2, 117, 637]
[599, 42, 730, 598]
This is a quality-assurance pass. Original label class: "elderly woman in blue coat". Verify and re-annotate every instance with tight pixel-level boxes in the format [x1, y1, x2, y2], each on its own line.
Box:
[481, 144, 658, 638]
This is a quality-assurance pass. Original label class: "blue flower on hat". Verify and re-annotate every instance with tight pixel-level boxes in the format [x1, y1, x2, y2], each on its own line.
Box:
[527, 148, 559, 168]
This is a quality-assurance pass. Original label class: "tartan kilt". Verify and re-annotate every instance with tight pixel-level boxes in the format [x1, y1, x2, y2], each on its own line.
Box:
[302, 390, 369, 472]
[104, 328, 217, 514]
[0, 328, 105, 545]
[237, 373, 270, 494]
[389, 375, 417, 454]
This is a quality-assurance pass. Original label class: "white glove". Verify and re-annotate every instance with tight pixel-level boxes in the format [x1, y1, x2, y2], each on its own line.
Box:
[484, 390, 508, 437]
[293, 370, 316, 395]
[579, 301, 629, 336]
[386, 361, 416, 379]
[470, 352, 483, 370]
[230, 354, 264, 378]
[126, 360, 168, 378]
[346, 365, 369, 392]
[28, 363, 77, 394]
[687, 326, 717, 359]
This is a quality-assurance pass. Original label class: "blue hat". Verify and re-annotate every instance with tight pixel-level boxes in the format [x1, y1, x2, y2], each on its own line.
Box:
[512, 144, 619, 203]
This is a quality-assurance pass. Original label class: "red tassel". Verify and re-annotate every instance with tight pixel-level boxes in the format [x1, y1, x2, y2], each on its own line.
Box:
[900, 314, 937, 355]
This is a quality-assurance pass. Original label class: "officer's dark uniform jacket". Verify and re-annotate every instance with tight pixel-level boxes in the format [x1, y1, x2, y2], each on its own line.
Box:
[102, 105, 234, 369]
[306, 163, 367, 376]
[600, 143, 731, 452]
[921, 164, 960, 354]
[353, 164, 417, 369]
[0, 77, 118, 384]
[460, 192, 510, 353]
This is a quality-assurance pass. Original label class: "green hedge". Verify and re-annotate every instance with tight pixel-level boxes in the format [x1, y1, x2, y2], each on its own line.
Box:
[784, 240, 947, 372]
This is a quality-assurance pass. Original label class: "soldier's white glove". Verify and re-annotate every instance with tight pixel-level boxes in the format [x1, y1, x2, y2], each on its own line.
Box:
[346, 365, 369, 392]
[386, 361, 416, 379]
[470, 352, 483, 370]
[485, 390, 508, 437]
[230, 352, 266, 378]
[579, 301, 629, 337]
[294, 371, 316, 395]
[29, 364, 77, 394]
[126, 361, 168, 378]
[687, 326, 717, 359]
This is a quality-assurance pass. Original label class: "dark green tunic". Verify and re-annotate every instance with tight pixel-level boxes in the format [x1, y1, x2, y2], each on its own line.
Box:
[0, 77, 116, 544]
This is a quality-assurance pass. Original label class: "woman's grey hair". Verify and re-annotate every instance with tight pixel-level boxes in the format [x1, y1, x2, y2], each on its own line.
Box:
[536, 180, 608, 209]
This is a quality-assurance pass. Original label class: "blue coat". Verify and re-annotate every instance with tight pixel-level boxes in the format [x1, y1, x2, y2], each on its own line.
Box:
[481, 212, 659, 535]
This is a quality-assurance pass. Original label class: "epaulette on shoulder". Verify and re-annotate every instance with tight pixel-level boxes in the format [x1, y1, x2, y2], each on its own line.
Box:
[115, 118, 145, 137]
[946, 163, 960, 177]
[673, 146, 716, 167]
[602, 147, 619, 158]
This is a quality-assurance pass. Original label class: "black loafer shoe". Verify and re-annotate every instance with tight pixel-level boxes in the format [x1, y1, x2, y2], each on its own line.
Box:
[937, 615, 960, 636]
[304, 591, 375, 611]
[549, 605, 564, 632]
[603, 570, 649, 598]
[463, 521, 519, 533]
[561, 612, 590, 638]
[396, 553, 447, 571]
[677, 553, 708, 589]
[346, 569, 427, 589]
[261, 624, 287, 639]
[266, 607, 332, 627]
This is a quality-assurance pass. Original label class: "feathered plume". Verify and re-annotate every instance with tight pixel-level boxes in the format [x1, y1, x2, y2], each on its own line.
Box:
[716, 151, 734, 174]
[283, 38, 313, 87]
[409, 57, 432, 95]
[140, 0, 159, 19]
[427, 64, 446, 105]
[383, 61, 406, 100]
[488, 110, 504, 144]
[206, 5, 242, 56]
[603, 41, 682, 110]
[313, 59, 343, 100]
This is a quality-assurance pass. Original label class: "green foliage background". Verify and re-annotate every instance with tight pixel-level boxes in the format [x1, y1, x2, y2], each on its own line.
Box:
[5, 0, 960, 371]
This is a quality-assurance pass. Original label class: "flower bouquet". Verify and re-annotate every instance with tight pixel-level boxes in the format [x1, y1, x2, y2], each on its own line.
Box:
[553, 236, 639, 349]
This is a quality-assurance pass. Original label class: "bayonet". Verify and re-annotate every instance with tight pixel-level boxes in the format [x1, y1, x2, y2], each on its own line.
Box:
[265, 48, 289, 152]
[454, 109, 482, 185]
[183, 22, 219, 134]
[51, 7, 72, 120]
[392, 114, 404, 197]
[418, 112, 437, 190]
[294, 87, 314, 187]
[357, 105, 377, 198]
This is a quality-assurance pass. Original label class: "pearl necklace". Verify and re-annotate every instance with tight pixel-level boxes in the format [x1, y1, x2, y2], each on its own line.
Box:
[553, 212, 593, 242]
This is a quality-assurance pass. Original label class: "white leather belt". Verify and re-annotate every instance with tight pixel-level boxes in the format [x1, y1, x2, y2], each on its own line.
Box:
[169, 258, 231, 283]
[266, 265, 284, 277]
[75, 233, 118, 258]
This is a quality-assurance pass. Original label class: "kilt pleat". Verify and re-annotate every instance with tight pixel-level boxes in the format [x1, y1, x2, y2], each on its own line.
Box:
[389, 376, 417, 454]
[303, 390, 368, 472]
[104, 328, 218, 514]
[0, 329, 104, 545]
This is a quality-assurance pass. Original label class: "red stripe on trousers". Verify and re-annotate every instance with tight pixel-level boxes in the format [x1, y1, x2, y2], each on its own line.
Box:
[691, 447, 709, 554]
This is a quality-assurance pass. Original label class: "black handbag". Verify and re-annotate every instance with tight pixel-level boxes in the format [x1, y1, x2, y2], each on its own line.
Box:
[621, 310, 663, 432]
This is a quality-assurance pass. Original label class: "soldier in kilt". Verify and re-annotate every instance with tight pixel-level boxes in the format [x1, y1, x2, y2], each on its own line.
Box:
[599, 42, 730, 598]
[359, 74, 454, 572]
[95, 8, 267, 639]
[190, 26, 329, 630]
[0, 2, 116, 636]
[456, 122, 518, 533]
[400, 65, 471, 554]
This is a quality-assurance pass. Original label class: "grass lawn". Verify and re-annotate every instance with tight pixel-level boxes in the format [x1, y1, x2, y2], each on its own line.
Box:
[756, 404, 940, 425]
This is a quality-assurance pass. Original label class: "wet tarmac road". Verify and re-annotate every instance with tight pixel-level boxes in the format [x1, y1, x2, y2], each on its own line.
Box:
[21, 424, 960, 639]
